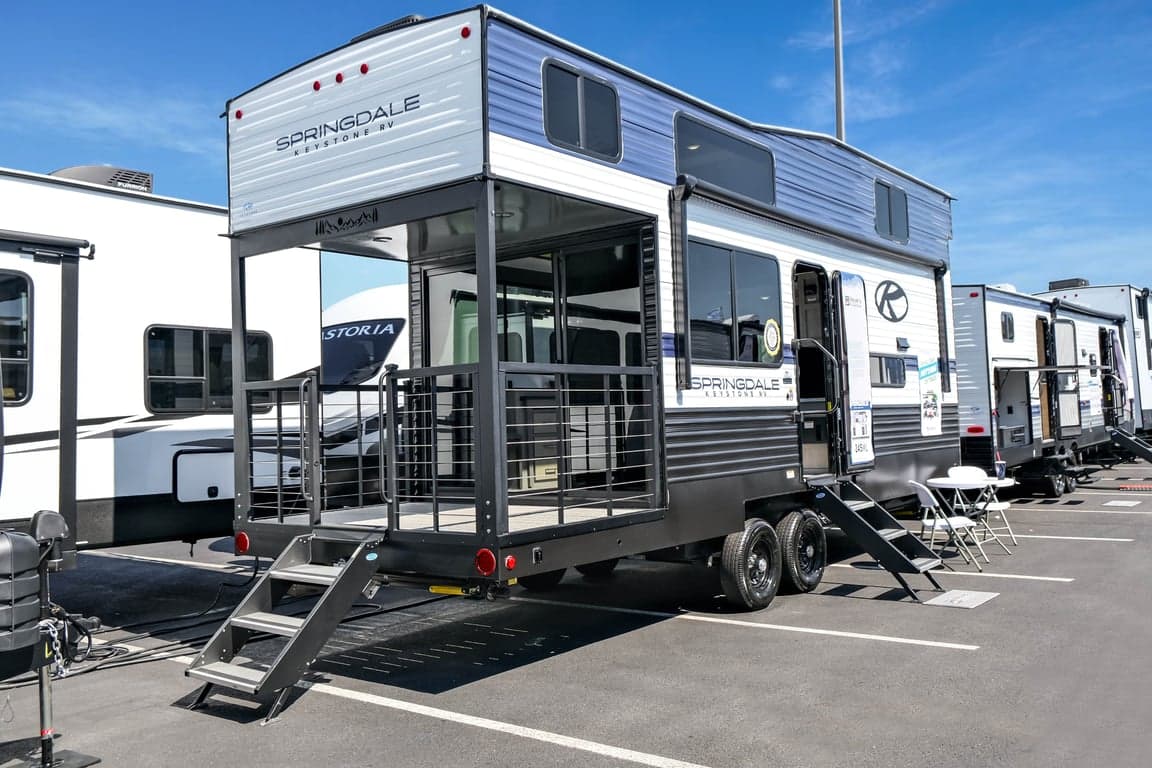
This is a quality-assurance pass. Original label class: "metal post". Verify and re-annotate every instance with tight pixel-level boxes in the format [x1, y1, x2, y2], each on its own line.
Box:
[833, 0, 846, 142]
[474, 181, 506, 541]
[231, 250, 251, 529]
[57, 256, 80, 555]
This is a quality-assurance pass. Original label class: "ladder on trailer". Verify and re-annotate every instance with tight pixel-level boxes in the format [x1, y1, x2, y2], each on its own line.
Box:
[807, 476, 943, 601]
[185, 533, 383, 724]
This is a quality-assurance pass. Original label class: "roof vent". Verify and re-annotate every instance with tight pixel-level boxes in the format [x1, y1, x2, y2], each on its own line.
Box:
[988, 283, 1018, 293]
[1048, 278, 1089, 290]
[350, 14, 425, 44]
[50, 165, 153, 194]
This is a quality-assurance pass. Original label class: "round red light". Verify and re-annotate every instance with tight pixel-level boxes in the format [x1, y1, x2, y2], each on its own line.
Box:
[969, 291, 979, 297]
[461, 26, 471, 38]
[313, 80, 321, 91]
[335, 72, 344, 84]
[234, 109, 243, 120]
[475, 548, 497, 577]
[234, 531, 250, 555]
[360, 63, 369, 75]
[504, 555, 517, 571]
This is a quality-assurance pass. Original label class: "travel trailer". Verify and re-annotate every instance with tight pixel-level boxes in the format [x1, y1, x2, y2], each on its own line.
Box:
[0, 167, 316, 549]
[0, 228, 88, 563]
[188, 7, 963, 713]
[952, 284, 1128, 495]
[1037, 280, 1151, 432]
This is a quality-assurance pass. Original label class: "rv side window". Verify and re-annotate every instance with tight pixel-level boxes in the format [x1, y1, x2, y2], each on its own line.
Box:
[675, 115, 775, 206]
[1136, 294, 1146, 320]
[0, 272, 31, 404]
[870, 355, 907, 388]
[1001, 312, 1015, 342]
[686, 241, 782, 366]
[542, 61, 621, 161]
[875, 180, 909, 241]
[146, 326, 272, 413]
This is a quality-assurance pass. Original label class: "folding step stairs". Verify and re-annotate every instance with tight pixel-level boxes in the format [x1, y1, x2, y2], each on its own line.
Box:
[808, 476, 943, 601]
[185, 533, 383, 723]
[1109, 427, 1152, 464]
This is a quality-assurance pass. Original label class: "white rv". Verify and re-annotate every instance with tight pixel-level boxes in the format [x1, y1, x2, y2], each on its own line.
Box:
[1036, 280, 1152, 434]
[952, 284, 1127, 495]
[0, 166, 316, 548]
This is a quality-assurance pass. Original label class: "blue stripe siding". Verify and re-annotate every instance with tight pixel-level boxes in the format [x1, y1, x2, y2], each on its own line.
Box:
[486, 19, 952, 262]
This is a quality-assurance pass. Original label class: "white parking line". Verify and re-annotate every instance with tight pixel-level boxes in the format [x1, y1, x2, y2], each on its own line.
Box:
[509, 596, 979, 651]
[87, 551, 252, 573]
[829, 563, 1074, 583]
[1013, 534, 1134, 542]
[1015, 507, 1152, 516]
[149, 650, 712, 768]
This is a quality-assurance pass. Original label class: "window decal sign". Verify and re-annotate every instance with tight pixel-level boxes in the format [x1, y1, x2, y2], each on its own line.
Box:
[838, 272, 874, 467]
[919, 358, 942, 436]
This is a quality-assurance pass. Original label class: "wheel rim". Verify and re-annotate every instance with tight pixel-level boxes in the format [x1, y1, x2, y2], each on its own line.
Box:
[797, 523, 824, 576]
[747, 539, 773, 590]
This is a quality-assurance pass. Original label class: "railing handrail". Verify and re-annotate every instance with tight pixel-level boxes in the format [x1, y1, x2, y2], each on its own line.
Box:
[500, 362, 657, 376]
[391, 363, 481, 379]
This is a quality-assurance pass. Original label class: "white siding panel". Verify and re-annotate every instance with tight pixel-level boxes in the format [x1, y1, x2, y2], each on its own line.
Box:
[228, 11, 484, 232]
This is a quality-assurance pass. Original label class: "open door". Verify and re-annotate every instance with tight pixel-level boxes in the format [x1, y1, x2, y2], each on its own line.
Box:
[1053, 320, 1082, 438]
[831, 272, 875, 472]
[1035, 317, 1053, 439]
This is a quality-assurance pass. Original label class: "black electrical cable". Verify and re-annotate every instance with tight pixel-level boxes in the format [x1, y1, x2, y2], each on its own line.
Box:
[110, 556, 262, 633]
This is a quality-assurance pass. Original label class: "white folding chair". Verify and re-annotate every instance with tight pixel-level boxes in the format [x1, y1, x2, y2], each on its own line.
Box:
[909, 481, 987, 570]
[946, 466, 1015, 551]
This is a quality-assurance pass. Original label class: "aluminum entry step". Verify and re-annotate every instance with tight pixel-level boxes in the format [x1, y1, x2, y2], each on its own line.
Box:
[910, 557, 942, 573]
[231, 612, 306, 637]
[845, 499, 875, 512]
[268, 563, 343, 586]
[186, 661, 264, 694]
[878, 528, 908, 541]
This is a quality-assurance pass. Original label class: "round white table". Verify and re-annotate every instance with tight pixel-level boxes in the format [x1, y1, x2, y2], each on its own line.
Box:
[926, 477, 1016, 552]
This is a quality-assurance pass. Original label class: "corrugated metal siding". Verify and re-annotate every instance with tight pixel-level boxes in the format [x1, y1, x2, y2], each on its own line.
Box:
[665, 408, 798, 483]
[485, 19, 952, 262]
[872, 404, 960, 456]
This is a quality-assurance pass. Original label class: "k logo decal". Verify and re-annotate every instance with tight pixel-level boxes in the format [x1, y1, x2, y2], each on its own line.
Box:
[875, 280, 908, 323]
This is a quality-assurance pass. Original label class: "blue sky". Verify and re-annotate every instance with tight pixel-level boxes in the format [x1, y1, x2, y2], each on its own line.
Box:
[2, 0, 1149, 294]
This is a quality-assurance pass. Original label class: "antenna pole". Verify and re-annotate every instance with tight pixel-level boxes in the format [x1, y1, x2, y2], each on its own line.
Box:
[833, 0, 846, 142]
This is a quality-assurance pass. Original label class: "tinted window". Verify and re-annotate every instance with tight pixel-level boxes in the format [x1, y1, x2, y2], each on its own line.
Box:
[543, 64, 580, 147]
[875, 181, 910, 241]
[321, 318, 405, 386]
[0, 272, 30, 404]
[1001, 312, 1015, 342]
[146, 326, 271, 412]
[543, 62, 621, 161]
[687, 241, 783, 365]
[870, 355, 907, 387]
[676, 115, 775, 206]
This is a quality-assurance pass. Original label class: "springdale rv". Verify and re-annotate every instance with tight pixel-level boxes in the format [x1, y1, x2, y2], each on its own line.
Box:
[186, 7, 964, 715]
[0, 166, 317, 549]
[952, 284, 1128, 495]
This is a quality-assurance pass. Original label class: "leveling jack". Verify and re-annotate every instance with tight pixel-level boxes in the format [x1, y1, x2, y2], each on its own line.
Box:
[0, 512, 99, 768]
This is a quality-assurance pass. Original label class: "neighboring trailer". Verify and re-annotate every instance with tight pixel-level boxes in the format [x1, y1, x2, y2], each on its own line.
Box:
[1036, 281, 1152, 434]
[0, 167, 316, 547]
[219, 6, 959, 594]
[0, 229, 88, 565]
[953, 284, 1128, 495]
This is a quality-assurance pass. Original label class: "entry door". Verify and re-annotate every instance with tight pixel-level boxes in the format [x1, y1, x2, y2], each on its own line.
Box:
[1100, 328, 1125, 428]
[831, 272, 875, 472]
[1053, 321, 1082, 437]
[1035, 318, 1053, 439]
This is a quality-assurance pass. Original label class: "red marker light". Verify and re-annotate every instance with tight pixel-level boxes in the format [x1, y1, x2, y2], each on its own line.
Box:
[234, 109, 243, 120]
[461, 26, 471, 38]
[504, 555, 517, 571]
[475, 548, 497, 577]
[312, 80, 321, 91]
[335, 72, 344, 84]
[966, 426, 986, 434]
[969, 292, 979, 297]
[360, 63, 369, 74]
[234, 531, 250, 555]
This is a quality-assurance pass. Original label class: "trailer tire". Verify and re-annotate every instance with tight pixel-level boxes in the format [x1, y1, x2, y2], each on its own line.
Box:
[1065, 473, 1078, 492]
[776, 510, 826, 593]
[720, 518, 782, 610]
[518, 569, 566, 591]
[575, 559, 619, 580]
[1043, 472, 1066, 498]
